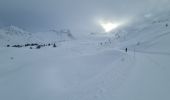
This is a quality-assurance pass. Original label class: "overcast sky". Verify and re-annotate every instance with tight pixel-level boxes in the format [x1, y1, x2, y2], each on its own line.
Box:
[0, 0, 169, 33]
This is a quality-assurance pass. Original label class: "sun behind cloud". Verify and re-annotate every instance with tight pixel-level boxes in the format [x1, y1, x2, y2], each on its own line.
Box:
[100, 21, 121, 32]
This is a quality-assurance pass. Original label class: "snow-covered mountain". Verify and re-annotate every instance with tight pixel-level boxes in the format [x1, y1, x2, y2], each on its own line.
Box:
[94, 10, 170, 50]
[33, 29, 75, 43]
[0, 26, 75, 47]
[0, 10, 170, 100]
[0, 25, 33, 46]
[4, 25, 31, 36]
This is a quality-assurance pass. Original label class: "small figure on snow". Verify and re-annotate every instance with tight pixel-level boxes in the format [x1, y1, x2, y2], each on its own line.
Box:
[100, 42, 103, 45]
[125, 48, 127, 53]
[166, 24, 168, 27]
[53, 43, 57, 48]
[7, 45, 10, 47]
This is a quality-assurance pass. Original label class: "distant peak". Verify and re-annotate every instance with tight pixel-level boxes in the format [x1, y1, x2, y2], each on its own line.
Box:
[6, 25, 24, 32]
[2, 25, 31, 36]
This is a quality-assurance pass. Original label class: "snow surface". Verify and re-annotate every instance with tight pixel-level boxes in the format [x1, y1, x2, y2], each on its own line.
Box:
[0, 11, 170, 100]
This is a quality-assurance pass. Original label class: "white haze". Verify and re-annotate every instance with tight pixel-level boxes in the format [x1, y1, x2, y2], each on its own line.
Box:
[0, 0, 169, 33]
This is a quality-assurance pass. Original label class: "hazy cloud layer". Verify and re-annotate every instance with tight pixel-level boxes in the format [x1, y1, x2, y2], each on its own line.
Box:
[0, 0, 169, 32]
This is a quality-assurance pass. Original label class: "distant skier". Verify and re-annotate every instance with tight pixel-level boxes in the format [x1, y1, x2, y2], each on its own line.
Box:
[53, 43, 57, 48]
[166, 24, 168, 27]
[100, 42, 103, 45]
[125, 48, 127, 53]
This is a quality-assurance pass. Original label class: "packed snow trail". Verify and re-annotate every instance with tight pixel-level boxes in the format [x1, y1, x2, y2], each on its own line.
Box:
[0, 46, 135, 100]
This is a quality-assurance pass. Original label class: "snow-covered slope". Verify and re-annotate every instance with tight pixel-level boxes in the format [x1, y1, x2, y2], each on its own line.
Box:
[0, 26, 75, 47]
[0, 25, 33, 46]
[33, 29, 75, 43]
[0, 10, 170, 100]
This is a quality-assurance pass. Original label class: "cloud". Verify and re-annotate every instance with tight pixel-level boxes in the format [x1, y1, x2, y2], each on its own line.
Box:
[0, 0, 169, 32]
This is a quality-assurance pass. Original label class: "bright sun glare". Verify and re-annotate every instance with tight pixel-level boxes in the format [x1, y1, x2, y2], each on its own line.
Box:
[100, 21, 121, 33]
